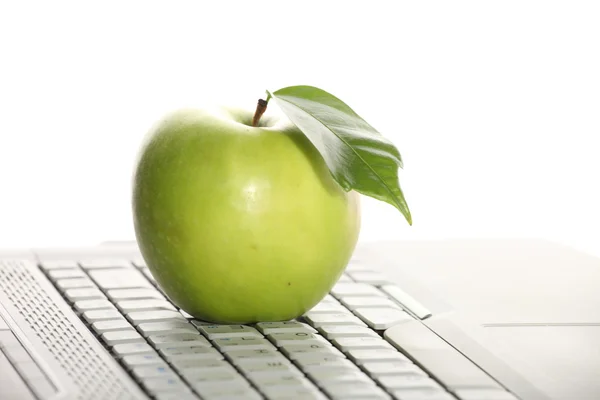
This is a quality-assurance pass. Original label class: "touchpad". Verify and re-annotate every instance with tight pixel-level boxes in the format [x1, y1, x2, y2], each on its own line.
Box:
[484, 325, 600, 400]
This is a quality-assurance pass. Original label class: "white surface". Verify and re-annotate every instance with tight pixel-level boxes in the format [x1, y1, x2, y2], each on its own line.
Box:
[0, 1, 599, 256]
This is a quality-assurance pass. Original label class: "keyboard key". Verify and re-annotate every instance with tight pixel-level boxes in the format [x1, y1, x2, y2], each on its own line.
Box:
[148, 333, 210, 349]
[192, 380, 262, 400]
[153, 393, 198, 400]
[132, 364, 177, 380]
[454, 389, 519, 400]
[346, 271, 390, 285]
[336, 273, 353, 282]
[160, 347, 223, 360]
[318, 325, 379, 339]
[333, 337, 395, 351]
[193, 322, 262, 339]
[238, 360, 301, 377]
[204, 390, 262, 400]
[127, 310, 186, 325]
[339, 296, 401, 310]
[40, 260, 79, 270]
[261, 382, 326, 400]
[107, 288, 165, 301]
[306, 367, 372, 385]
[170, 358, 227, 371]
[89, 269, 153, 289]
[304, 312, 367, 328]
[354, 307, 413, 330]
[361, 361, 424, 377]
[47, 269, 86, 280]
[182, 366, 239, 382]
[101, 330, 145, 346]
[64, 288, 105, 302]
[122, 353, 164, 369]
[92, 319, 135, 335]
[141, 377, 187, 392]
[82, 309, 124, 323]
[138, 321, 198, 337]
[73, 299, 115, 312]
[256, 321, 317, 335]
[186, 365, 240, 380]
[92, 319, 134, 334]
[213, 337, 275, 352]
[56, 278, 95, 291]
[380, 285, 432, 320]
[384, 322, 501, 390]
[289, 350, 346, 364]
[377, 375, 441, 390]
[267, 332, 329, 347]
[79, 258, 133, 270]
[347, 349, 411, 364]
[191, 378, 250, 395]
[323, 383, 390, 400]
[113, 343, 155, 357]
[293, 354, 355, 369]
[225, 349, 288, 365]
[303, 363, 364, 378]
[320, 295, 340, 303]
[148, 331, 204, 343]
[392, 389, 455, 400]
[331, 282, 386, 298]
[234, 354, 291, 367]
[117, 299, 176, 313]
[248, 372, 305, 386]
[344, 261, 372, 272]
[308, 302, 349, 314]
[281, 343, 345, 360]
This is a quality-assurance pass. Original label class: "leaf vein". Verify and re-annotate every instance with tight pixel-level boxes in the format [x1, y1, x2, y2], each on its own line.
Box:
[274, 96, 406, 214]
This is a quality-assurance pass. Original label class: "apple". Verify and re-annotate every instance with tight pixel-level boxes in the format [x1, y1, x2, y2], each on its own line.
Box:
[132, 105, 361, 323]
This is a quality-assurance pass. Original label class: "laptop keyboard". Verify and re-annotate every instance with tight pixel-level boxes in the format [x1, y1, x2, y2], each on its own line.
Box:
[37, 258, 516, 400]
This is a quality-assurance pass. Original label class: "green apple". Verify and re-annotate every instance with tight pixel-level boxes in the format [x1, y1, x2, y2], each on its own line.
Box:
[132, 106, 361, 323]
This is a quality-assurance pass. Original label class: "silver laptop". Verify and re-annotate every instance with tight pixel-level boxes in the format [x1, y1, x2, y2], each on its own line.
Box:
[1, 239, 598, 400]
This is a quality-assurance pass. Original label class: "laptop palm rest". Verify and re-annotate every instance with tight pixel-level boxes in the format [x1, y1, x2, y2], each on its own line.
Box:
[483, 324, 600, 400]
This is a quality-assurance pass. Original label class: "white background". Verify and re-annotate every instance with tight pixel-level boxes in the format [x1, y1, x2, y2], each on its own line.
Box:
[1, 1, 599, 256]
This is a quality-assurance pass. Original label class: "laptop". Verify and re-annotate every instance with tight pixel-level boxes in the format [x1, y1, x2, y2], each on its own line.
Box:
[0, 238, 598, 400]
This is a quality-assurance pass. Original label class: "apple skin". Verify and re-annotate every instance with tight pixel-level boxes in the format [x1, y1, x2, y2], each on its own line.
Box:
[132, 107, 361, 323]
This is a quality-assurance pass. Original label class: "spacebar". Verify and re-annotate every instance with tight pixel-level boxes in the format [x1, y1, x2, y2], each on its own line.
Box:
[384, 321, 501, 391]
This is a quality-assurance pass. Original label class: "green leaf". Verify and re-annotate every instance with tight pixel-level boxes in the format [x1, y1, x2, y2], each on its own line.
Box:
[270, 85, 412, 225]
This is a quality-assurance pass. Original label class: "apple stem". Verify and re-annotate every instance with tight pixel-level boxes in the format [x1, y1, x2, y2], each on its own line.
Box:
[252, 98, 268, 127]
